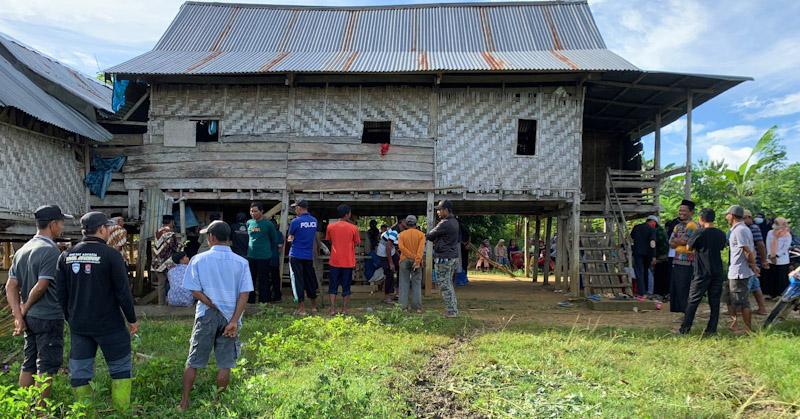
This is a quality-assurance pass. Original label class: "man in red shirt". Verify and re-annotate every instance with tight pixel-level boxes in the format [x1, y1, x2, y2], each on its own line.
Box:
[325, 204, 362, 315]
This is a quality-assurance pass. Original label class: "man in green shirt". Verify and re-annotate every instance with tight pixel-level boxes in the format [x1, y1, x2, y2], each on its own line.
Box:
[247, 202, 280, 303]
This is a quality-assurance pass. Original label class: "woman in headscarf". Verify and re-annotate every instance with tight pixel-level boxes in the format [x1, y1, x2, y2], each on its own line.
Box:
[494, 239, 509, 266]
[765, 217, 793, 298]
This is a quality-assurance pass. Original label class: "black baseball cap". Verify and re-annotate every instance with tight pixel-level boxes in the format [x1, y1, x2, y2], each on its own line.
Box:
[80, 212, 116, 230]
[291, 199, 309, 209]
[435, 200, 453, 210]
[200, 220, 231, 241]
[34, 205, 73, 222]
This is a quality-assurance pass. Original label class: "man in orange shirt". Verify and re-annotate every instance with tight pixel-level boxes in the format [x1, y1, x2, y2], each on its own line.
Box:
[325, 204, 361, 315]
[398, 215, 426, 313]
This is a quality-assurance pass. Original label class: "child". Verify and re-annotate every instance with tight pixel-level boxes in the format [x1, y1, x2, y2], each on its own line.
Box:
[476, 240, 491, 272]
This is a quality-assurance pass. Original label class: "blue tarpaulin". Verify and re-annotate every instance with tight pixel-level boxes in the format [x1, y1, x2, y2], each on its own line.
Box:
[174, 206, 200, 230]
[84, 154, 126, 199]
[112, 79, 129, 112]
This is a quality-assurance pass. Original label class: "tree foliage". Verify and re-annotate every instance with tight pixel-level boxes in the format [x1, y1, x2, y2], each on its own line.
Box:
[660, 126, 798, 228]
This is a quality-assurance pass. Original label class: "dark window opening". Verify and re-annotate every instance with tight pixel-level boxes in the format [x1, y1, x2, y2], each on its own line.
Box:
[195, 120, 219, 142]
[516, 119, 537, 156]
[361, 121, 391, 144]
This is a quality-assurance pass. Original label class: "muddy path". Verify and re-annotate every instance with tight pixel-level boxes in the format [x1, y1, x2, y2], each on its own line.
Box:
[411, 334, 486, 419]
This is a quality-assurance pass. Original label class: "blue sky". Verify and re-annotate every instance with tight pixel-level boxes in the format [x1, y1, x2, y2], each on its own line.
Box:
[1, 0, 798, 167]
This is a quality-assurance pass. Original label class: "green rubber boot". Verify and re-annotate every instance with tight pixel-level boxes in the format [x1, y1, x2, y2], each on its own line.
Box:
[111, 378, 132, 412]
[73, 384, 93, 406]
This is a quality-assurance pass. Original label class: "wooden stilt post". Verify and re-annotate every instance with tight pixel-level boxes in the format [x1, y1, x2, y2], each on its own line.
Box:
[83, 144, 90, 213]
[424, 192, 435, 296]
[654, 113, 662, 211]
[532, 216, 541, 282]
[523, 216, 530, 277]
[684, 91, 693, 199]
[2, 242, 12, 270]
[570, 197, 582, 297]
[178, 198, 187, 238]
[555, 217, 564, 288]
[135, 237, 146, 296]
[543, 216, 553, 285]
[278, 190, 290, 282]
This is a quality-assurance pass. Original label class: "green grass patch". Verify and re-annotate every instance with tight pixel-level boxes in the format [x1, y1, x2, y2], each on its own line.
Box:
[2, 307, 800, 417]
[0, 306, 469, 418]
[450, 324, 800, 418]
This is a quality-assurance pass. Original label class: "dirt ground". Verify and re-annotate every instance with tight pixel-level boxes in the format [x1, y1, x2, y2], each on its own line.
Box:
[347, 271, 782, 330]
[133, 271, 782, 331]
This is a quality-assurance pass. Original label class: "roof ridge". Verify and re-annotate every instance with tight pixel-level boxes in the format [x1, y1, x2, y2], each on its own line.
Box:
[181, 0, 588, 11]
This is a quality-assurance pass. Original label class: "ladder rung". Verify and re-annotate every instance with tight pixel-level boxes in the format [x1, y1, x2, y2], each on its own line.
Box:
[587, 283, 632, 289]
[580, 271, 627, 276]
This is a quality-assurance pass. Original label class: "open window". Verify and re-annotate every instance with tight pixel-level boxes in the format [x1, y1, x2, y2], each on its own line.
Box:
[516, 119, 537, 156]
[361, 121, 391, 144]
[195, 120, 219, 142]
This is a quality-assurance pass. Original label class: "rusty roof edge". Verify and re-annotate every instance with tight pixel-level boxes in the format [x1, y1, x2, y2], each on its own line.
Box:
[181, 1, 589, 11]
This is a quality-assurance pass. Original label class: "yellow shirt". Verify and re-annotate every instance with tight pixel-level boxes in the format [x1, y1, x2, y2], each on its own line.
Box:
[398, 228, 426, 264]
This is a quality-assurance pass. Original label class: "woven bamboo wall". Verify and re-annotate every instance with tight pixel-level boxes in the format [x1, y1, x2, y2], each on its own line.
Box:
[148, 84, 430, 143]
[145, 84, 581, 193]
[0, 123, 84, 215]
[436, 87, 582, 192]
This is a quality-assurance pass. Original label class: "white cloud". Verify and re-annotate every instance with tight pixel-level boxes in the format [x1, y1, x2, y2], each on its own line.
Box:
[699, 125, 760, 146]
[745, 92, 800, 119]
[706, 145, 752, 167]
[661, 117, 707, 136]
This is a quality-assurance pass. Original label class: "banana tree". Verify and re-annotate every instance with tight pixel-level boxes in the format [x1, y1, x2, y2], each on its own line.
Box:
[722, 126, 784, 210]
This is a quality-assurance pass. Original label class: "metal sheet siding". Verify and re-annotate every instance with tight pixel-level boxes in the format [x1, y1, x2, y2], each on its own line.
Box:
[108, 1, 639, 74]
[0, 54, 111, 141]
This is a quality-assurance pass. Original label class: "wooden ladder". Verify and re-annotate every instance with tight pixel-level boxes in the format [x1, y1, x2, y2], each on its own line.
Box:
[579, 224, 633, 296]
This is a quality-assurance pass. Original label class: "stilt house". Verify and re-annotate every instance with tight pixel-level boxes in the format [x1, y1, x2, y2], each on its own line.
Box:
[102, 1, 749, 296]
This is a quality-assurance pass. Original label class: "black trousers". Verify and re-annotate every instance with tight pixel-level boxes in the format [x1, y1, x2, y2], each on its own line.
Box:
[269, 263, 282, 301]
[248, 258, 271, 303]
[679, 273, 723, 334]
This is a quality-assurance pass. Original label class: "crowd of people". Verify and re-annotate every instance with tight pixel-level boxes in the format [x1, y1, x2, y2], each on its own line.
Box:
[4, 199, 469, 410]
[628, 199, 799, 335]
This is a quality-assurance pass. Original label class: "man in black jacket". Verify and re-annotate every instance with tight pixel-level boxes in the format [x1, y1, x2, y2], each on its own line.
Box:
[56, 212, 138, 413]
[630, 216, 657, 296]
[426, 200, 460, 317]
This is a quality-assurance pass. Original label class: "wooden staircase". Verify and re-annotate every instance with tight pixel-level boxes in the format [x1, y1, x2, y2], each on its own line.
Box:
[578, 169, 636, 296]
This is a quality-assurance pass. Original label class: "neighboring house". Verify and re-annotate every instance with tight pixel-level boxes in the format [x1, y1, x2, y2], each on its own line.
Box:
[0, 33, 113, 240]
[104, 1, 749, 296]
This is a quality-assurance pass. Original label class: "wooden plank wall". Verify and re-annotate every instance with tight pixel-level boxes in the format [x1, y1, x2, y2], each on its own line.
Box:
[133, 84, 436, 192]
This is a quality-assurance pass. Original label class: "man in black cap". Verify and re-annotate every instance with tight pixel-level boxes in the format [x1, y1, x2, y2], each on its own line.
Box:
[426, 200, 460, 317]
[56, 211, 138, 412]
[5, 205, 71, 402]
[668, 199, 698, 316]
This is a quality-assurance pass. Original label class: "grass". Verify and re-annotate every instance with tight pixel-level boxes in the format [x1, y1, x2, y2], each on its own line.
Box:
[450, 322, 800, 418]
[0, 306, 469, 418]
[1, 304, 800, 417]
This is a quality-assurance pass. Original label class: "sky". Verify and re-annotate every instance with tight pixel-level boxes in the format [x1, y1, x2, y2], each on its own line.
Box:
[1, 0, 798, 167]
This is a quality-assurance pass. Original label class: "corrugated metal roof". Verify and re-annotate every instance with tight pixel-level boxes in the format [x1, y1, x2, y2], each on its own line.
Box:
[0, 34, 112, 112]
[107, 1, 638, 75]
[0, 53, 112, 141]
